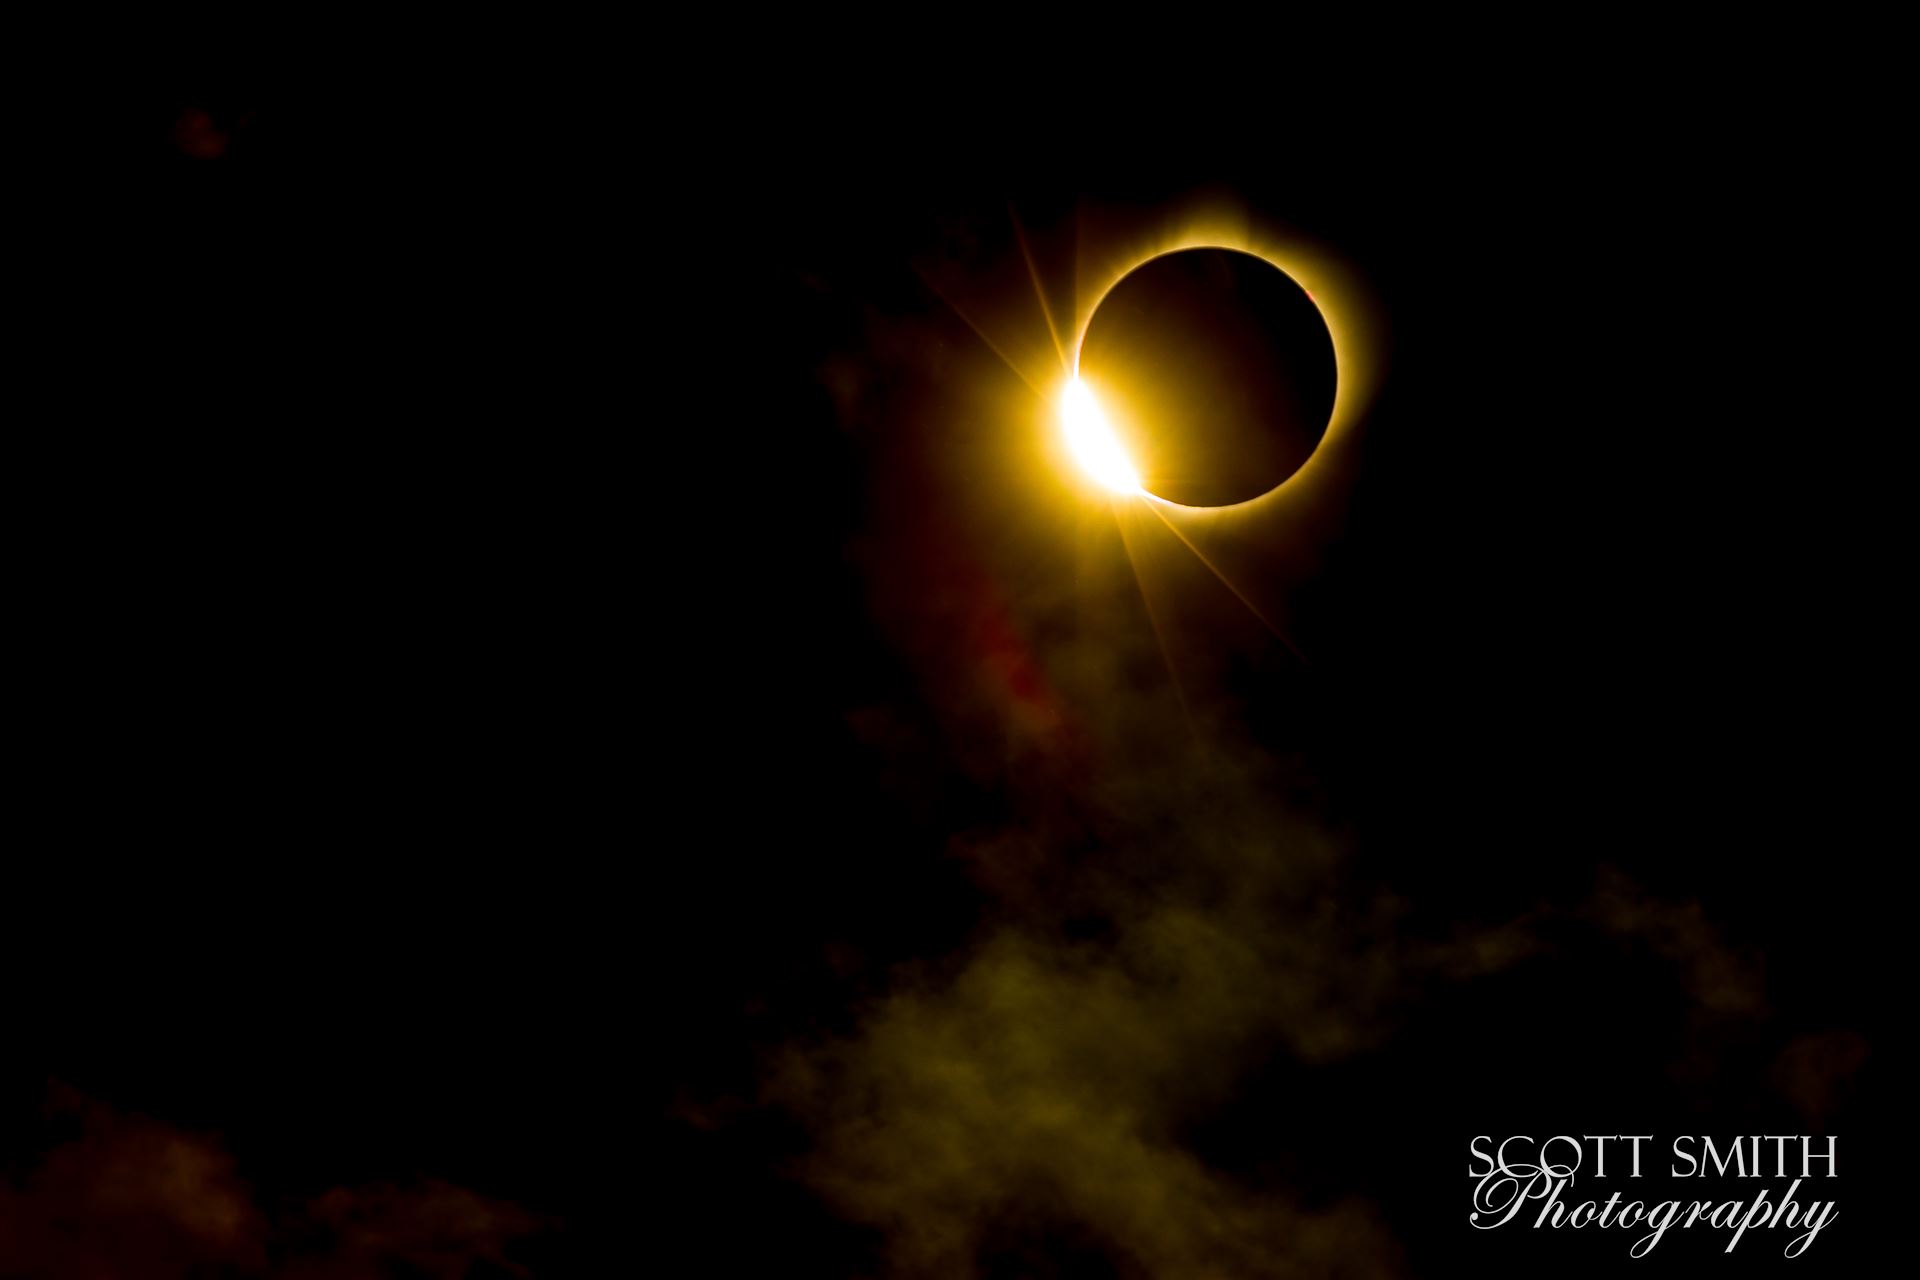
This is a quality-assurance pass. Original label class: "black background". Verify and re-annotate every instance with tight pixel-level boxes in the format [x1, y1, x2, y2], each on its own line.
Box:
[13, 50, 1900, 1277]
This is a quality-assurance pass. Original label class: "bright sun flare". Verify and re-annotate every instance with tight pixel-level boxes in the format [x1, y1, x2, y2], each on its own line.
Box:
[1059, 377, 1141, 495]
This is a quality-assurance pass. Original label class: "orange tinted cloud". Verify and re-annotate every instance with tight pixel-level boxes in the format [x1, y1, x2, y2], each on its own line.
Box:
[0, 1086, 550, 1279]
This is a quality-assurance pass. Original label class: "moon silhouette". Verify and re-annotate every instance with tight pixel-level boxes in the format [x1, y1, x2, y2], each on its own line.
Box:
[1076, 248, 1336, 507]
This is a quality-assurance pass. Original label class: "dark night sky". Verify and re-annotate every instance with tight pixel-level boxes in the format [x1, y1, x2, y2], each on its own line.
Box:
[11, 54, 1901, 1278]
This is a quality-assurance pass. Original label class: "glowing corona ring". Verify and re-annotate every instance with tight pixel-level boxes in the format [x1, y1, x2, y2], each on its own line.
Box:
[1058, 224, 1378, 512]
